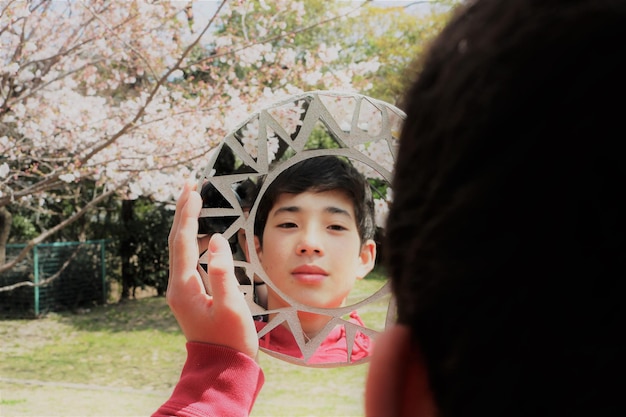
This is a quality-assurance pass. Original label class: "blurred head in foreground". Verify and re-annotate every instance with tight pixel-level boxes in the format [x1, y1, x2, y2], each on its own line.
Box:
[368, 1, 626, 416]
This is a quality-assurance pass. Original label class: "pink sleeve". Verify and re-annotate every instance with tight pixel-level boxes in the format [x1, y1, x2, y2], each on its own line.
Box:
[153, 342, 264, 417]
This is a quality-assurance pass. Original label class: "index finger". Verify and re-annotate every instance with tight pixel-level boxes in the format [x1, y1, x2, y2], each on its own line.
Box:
[168, 184, 203, 293]
[168, 181, 196, 248]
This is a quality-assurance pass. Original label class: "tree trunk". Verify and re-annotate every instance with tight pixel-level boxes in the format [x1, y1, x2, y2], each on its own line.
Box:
[120, 199, 135, 301]
[0, 207, 12, 266]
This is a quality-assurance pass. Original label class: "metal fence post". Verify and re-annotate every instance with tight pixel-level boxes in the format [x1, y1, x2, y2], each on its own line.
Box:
[33, 244, 39, 316]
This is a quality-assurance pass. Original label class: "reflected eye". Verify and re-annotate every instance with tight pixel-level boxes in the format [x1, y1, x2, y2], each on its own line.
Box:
[328, 224, 348, 231]
[277, 222, 298, 228]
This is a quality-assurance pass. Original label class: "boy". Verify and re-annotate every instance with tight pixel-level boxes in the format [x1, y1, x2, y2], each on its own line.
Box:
[156, 1, 625, 416]
[251, 156, 377, 363]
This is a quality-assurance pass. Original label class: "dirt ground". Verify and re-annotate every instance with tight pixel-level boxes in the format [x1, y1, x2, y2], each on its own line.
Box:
[0, 379, 167, 416]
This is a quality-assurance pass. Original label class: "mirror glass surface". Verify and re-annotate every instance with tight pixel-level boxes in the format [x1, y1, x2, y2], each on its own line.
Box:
[196, 91, 404, 366]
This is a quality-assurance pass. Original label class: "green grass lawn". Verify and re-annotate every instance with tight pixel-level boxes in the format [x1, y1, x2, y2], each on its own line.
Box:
[0, 272, 390, 416]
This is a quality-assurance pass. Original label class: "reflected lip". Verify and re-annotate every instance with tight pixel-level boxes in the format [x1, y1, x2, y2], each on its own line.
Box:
[291, 265, 328, 284]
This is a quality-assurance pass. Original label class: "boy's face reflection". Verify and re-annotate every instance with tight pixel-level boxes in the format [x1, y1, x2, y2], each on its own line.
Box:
[255, 190, 376, 310]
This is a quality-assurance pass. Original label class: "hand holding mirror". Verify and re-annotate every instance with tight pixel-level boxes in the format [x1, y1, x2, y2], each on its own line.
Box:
[196, 91, 404, 367]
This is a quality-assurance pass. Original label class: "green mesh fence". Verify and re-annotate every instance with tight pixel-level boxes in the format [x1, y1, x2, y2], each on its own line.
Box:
[0, 240, 107, 317]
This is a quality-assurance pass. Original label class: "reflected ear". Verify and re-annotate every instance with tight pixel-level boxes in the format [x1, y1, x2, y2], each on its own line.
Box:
[356, 239, 376, 279]
[365, 325, 435, 417]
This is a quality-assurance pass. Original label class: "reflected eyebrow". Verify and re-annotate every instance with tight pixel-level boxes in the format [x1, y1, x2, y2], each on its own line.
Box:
[325, 206, 352, 218]
[272, 205, 353, 218]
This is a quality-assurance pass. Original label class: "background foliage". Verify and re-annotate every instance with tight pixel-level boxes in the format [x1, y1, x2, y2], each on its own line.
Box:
[1, 0, 457, 298]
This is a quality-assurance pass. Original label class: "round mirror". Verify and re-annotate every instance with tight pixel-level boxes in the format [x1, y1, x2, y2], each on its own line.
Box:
[196, 91, 404, 367]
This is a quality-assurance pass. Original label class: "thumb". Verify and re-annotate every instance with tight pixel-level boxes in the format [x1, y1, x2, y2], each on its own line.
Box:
[206, 234, 240, 301]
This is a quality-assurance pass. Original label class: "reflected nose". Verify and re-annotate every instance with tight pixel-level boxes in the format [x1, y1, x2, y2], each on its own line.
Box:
[296, 227, 323, 255]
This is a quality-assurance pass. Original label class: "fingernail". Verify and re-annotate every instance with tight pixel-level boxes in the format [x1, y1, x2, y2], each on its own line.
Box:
[209, 234, 221, 253]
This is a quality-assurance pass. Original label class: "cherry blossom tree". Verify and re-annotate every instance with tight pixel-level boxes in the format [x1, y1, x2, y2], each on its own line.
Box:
[0, 0, 385, 273]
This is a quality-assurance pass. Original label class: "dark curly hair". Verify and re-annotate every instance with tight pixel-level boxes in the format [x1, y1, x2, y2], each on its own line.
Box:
[385, 1, 626, 416]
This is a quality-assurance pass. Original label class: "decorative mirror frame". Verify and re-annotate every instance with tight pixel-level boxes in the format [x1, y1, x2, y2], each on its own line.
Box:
[196, 91, 405, 367]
